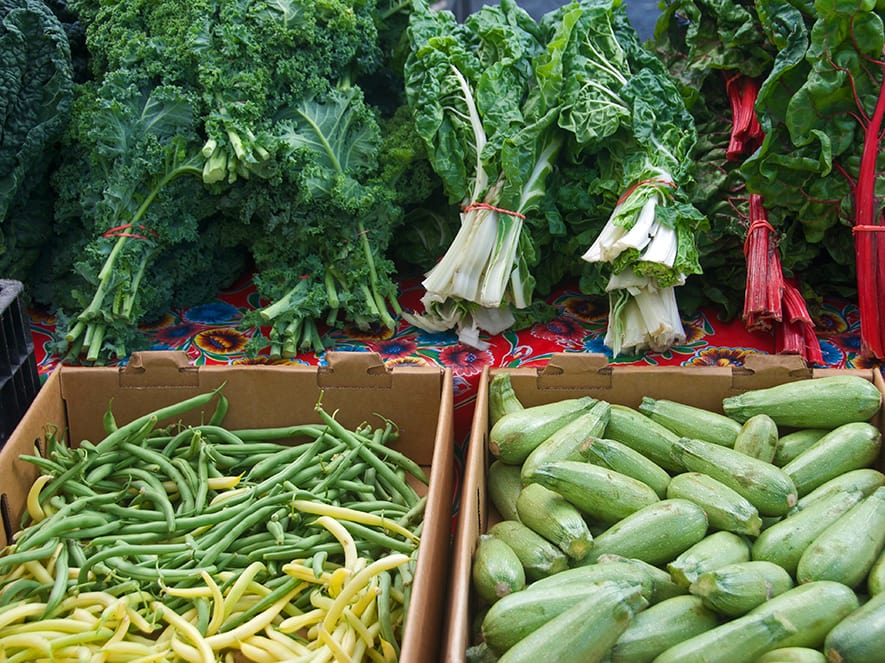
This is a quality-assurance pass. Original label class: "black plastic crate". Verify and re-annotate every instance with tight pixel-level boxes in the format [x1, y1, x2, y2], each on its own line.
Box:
[0, 280, 40, 448]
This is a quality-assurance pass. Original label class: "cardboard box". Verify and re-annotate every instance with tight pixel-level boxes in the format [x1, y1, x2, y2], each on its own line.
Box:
[0, 350, 454, 663]
[442, 352, 885, 663]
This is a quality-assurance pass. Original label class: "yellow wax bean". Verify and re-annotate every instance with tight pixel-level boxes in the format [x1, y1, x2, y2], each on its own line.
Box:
[2, 618, 96, 635]
[169, 636, 204, 663]
[236, 639, 277, 663]
[206, 476, 242, 490]
[22, 560, 53, 584]
[0, 601, 47, 629]
[316, 622, 354, 663]
[279, 608, 324, 633]
[200, 571, 225, 636]
[291, 501, 419, 544]
[244, 634, 303, 660]
[262, 626, 312, 657]
[204, 584, 302, 650]
[343, 607, 374, 649]
[26, 474, 53, 524]
[322, 555, 410, 634]
[151, 603, 213, 663]
[314, 516, 358, 571]
[284, 562, 333, 584]
[220, 561, 265, 622]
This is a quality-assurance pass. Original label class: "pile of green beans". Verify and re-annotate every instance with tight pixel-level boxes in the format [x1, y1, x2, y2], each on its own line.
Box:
[0, 388, 427, 626]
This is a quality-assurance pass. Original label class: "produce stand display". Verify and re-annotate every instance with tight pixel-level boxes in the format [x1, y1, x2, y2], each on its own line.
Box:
[5, 0, 885, 660]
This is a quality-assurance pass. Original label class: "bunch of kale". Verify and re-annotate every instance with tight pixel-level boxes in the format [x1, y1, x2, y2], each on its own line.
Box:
[44, 0, 432, 362]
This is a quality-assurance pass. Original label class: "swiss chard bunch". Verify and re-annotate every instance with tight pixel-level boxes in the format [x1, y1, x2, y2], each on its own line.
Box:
[553, 0, 708, 356]
[402, 0, 565, 348]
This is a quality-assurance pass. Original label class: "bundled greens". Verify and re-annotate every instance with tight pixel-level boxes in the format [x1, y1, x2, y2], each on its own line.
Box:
[402, 0, 706, 355]
[552, 0, 707, 355]
[47, 0, 431, 362]
[402, 0, 564, 348]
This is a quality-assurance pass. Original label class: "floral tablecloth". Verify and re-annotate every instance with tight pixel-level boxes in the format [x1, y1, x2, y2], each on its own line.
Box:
[29, 274, 882, 451]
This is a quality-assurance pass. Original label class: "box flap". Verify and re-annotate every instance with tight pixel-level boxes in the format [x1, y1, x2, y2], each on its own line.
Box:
[119, 350, 200, 387]
[317, 351, 392, 389]
[730, 353, 812, 389]
[535, 352, 613, 389]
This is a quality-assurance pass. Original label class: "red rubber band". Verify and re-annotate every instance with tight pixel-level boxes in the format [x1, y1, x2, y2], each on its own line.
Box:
[616, 178, 677, 206]
[102, 223, 158, 241]
[463, 202, 526, 220]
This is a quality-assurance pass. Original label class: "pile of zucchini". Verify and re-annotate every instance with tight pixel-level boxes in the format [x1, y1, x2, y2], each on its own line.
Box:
[469, 373, 885, 663]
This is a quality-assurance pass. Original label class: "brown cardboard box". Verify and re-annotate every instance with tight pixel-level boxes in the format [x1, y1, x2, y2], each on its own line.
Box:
[442, 352, 885, 663]
[0, 350, 455, 663]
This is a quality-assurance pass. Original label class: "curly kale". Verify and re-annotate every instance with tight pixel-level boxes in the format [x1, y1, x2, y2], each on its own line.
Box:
[51, 0, 431, 362]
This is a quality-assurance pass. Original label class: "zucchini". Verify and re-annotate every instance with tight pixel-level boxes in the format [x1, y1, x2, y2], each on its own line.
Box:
[823, 590, 885, 663]
[472, 534, 525, 604]
[666, 471, 763, 537]
[772, 429, 829, 467]
[638, 396, 742, 447]
[796, 486, 885, 588]
[869, 546, 885, 595]
[609, 594, 720, 663]
[780, 422, 882, 496]
[488, 460, 524, 523]
[523, 559, 656, 600]
[721, 375, 882, 428]
[653, 581, 859, 662]
[604, 404, 684, 472]
[490, 396, 598, 464]
[670, 437, 798, 516]
[751, 489, 865, 576]
[496, 582, 648, 663]
[577, 435, 672, 498]
[481, 579, 637, 654]
[515, 482, 594, 561]
[519, 401, 610, 481]
[489, 372, 524, 428]
[667, 531, 751, 589]
[596, 553, 687, 603]
[790, 467, 885, 514]
[525, 459, 660, 524]
[733, 414, 779, 464]
[689, 560, 794, 617]
[755, 648, 826, 663]
[487, 520, 569, 581]
[581, 498, 709, 566]
[651, 611, 797, 663]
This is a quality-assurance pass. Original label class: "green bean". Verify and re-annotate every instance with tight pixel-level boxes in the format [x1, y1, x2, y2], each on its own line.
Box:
[219, 575, 304, 632]
[90, 386, 224, 457]
[15, 492, 118, 549]
[194, 446, 210, 513]
[312, 444, 363, 493]
[246, 434, 328, 482]
[162, 425, 247, 458]
[226, 423, 328, 442]
[251, 439, 340, 494]
[103, 400, 118, 434]
[0, 539, 59, 571]
[311, 550, 328, 577]
[77, 543, 192, 584]
[199, 503, 290, 568]
[42, 543, 69, 619]
[396, 495, 427, 527]
[207, 392, 229, 427]
[194, 596, 211, 635]
[378, 570, 400, 658]
[337, 520, 417, 554]
[315, 405, 418, 506]
[100, 557, 217, 584]
[340, 500, 409, 514]
[367, 442, 429, 485]
[0, 579, 45, 607]
[121, 443, 195, 514]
